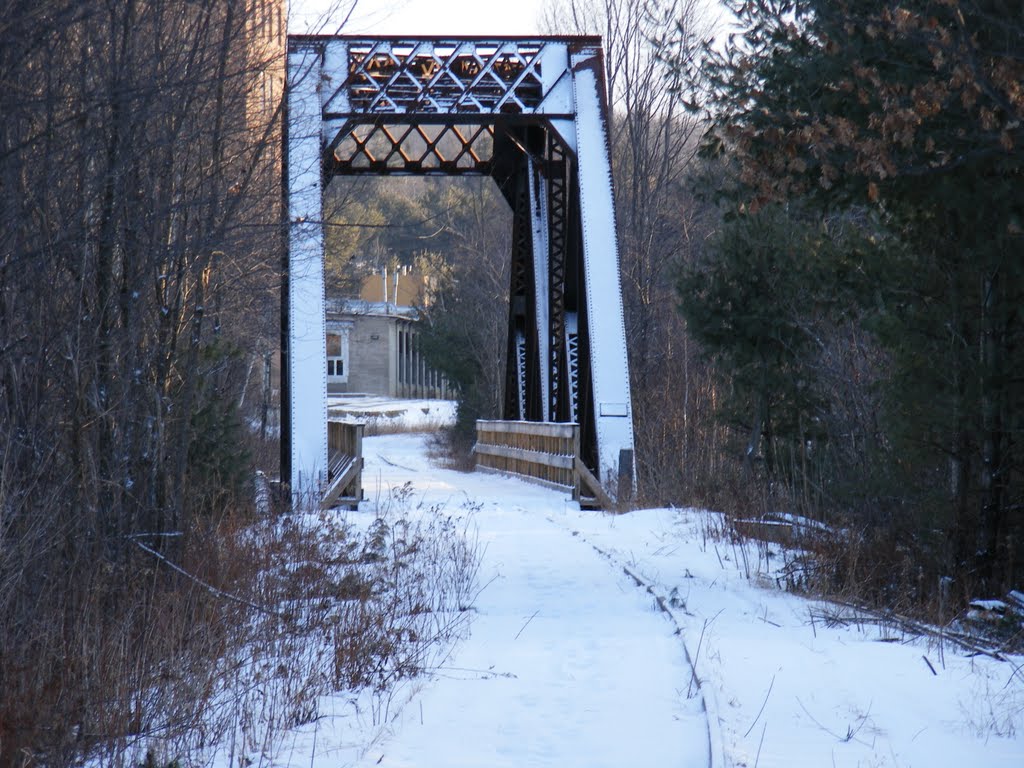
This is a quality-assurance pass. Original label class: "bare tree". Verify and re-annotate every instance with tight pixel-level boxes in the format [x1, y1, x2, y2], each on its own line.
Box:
[542, 0, 707, 336]
[0, 0, 285, 760]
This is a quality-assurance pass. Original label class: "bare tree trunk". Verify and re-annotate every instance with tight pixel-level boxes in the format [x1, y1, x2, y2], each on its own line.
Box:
[977, 272, 1003, 592]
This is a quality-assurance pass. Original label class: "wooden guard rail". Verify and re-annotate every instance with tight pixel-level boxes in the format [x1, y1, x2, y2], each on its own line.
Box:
[473, 420, 614, 510]
[323, 421, 364, 510]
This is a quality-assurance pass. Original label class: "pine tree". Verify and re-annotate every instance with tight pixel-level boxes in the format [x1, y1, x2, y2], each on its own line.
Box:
[691, 0, 1024, 592]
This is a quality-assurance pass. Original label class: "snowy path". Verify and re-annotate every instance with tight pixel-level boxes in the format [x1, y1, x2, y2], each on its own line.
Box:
[273, 429, 1023, 768]
[345, 434, 711, 768]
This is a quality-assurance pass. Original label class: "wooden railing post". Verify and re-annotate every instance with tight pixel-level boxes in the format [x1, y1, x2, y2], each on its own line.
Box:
[323, 420, 364, 510]
[572, 422, 582, 503]
[473, 420, 615, 510]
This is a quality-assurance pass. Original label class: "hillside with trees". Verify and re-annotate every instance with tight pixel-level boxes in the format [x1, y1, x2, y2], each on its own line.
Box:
[1, 0, 1020, 762]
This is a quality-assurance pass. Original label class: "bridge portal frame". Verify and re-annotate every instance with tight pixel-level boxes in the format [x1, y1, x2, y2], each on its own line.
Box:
[284, 35, 634, 504]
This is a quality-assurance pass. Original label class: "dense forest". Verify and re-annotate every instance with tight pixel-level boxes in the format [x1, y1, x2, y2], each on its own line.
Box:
[687, 0, 1024, 604]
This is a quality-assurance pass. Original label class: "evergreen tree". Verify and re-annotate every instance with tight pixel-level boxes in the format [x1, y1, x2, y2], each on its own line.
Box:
[680, 206, 862, 480]
[690, 0, 1024, 592]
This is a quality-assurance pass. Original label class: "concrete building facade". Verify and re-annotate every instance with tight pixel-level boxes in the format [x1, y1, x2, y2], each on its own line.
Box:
[325, 298, 450, 399]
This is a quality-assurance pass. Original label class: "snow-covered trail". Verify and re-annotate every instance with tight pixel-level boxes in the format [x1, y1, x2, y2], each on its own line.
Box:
[273, 428, 1023, 768]
[348, 433, 711, 768]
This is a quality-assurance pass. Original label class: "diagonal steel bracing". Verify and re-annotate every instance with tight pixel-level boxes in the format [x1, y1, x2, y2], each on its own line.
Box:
[546, 134, 570, 423]
[284, 36, 634, 504]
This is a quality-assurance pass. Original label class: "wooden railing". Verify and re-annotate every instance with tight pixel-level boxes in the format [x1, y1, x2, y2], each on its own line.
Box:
[323, 420, 364, 510]
[473, 420, 614, 509]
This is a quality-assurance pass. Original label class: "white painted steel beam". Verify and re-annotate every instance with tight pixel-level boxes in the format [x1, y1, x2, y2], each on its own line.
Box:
[565, 311, 580, 424]
[529, 157, 551, 422]
[571, 47, 636, 485]
[286, 45, 329, 505]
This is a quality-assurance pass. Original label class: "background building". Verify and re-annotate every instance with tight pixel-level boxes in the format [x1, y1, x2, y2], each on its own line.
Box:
[327, 269, 450, 398]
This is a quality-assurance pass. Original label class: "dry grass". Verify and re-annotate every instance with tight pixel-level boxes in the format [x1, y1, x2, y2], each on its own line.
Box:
[361, 416, 452, 437]
[0, 468, 480, 767]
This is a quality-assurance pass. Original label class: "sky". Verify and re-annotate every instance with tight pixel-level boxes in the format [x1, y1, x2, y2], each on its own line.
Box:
[290, 0, 549, 37]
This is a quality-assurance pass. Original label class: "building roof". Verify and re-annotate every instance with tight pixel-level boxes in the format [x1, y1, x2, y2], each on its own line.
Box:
[326, 297, 420, 320]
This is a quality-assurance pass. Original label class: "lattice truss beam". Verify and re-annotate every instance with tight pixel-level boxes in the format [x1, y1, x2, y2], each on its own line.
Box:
[325, 39, 549, 116]
[284, 36, 634, 502]
[330, 122, 495, 175]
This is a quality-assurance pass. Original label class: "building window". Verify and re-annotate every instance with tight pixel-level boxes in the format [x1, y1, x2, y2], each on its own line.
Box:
[327, 328, 349, 384]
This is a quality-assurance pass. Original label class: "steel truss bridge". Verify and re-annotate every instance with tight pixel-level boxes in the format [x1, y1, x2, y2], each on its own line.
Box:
[283, 36, 634, 504]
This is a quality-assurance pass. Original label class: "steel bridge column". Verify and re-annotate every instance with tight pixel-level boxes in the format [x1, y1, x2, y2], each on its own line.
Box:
[503, 153, 538, 422]
[284, 44, 328, 504]
[571, 47, 635, 490]
[546, 135, 572, 423]
[529, 155, 551, 422]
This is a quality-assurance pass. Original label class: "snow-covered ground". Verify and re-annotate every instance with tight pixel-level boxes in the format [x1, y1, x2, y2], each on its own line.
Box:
[328, 395, 456, 434]
[268, 429, 1024, 767]
[564, 506, 1024, 767]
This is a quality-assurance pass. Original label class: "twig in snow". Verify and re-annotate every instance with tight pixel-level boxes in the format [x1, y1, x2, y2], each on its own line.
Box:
[1003, 659, 1024, 690]
[758, 604, 780, 627]
[828, 598, 1007, 661]
[796, 696, 873, 745]
[514, 610, 540, 641]
[377, 454, 417, 472]
[922, 655, 937, 676]
[425, 665, 517, 680]
[753, 721, 767, 768]
[744, 673, 776, 737]
[687, 610, 724, 699]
